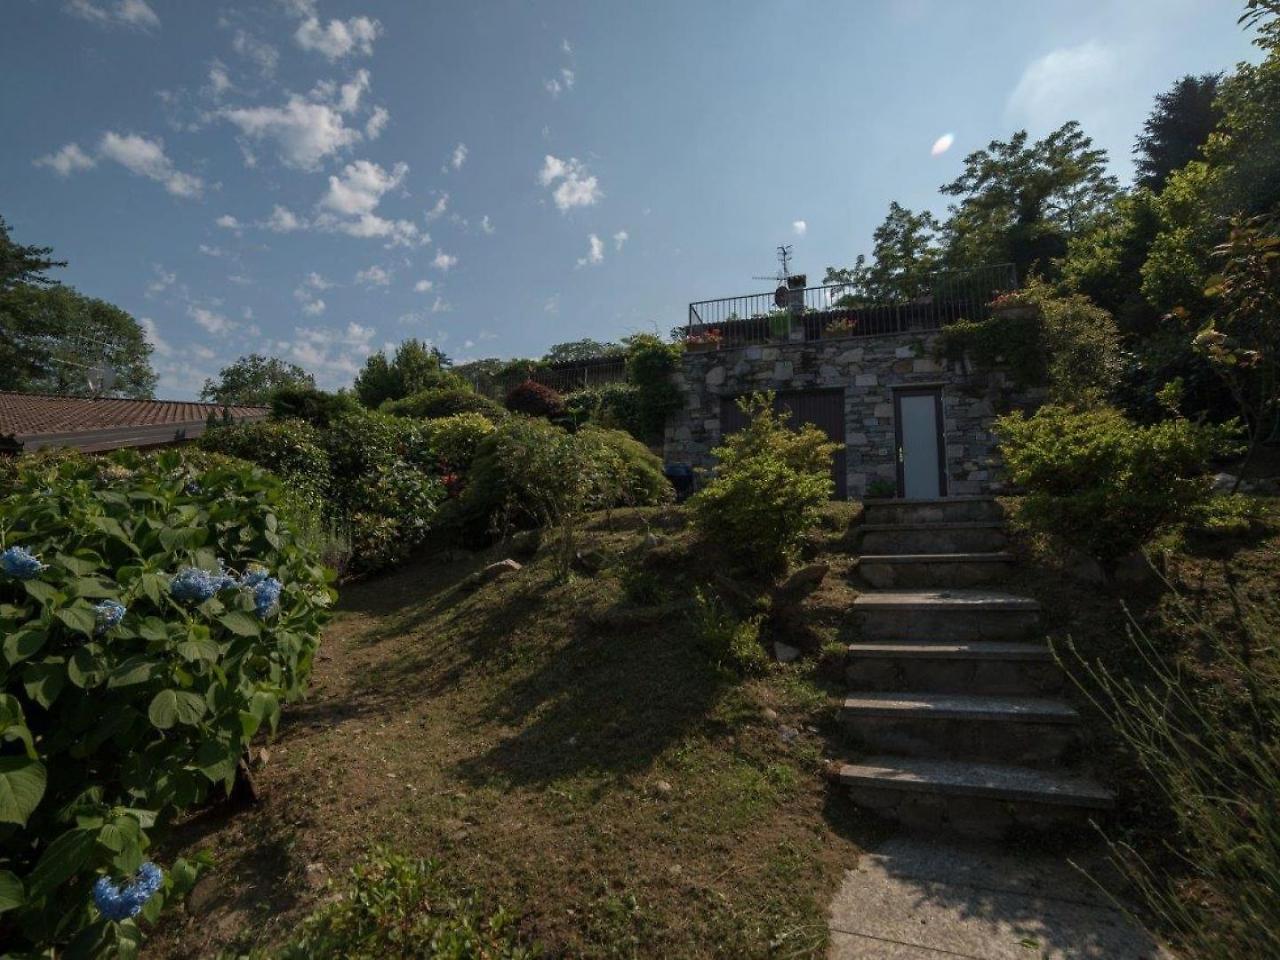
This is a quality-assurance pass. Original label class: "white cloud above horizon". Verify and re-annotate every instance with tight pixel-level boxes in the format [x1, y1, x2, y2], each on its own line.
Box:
[66, 0, 159, 30]
[1006, 40, 1127, 140]
[98, 131, 203, 197]
[539, 155, 602, 212]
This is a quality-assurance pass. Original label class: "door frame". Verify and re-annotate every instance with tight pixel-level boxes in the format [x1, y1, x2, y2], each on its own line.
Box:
[892, 386, 948, 499]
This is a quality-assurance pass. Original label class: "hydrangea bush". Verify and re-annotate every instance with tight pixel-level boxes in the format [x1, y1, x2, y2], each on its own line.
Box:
[0, 449, 334, 957]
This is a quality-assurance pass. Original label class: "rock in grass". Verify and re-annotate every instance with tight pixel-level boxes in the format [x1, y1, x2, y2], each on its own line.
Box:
[509, 529, 542, 559]
[461, 559, 523, 592]
[773, 642, 801, 663]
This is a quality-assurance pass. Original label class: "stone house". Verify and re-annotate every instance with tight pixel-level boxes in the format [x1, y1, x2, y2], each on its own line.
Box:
[663, 269, 1042, 500]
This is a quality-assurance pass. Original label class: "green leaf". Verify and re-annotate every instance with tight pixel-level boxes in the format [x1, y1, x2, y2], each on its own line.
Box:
[0, 695, 36, 757]
[88, 515, 130, 542]
[138, 617, 170, 642]
[23, 580, 59, 606]
[27, 827, 96, 898]
[56, 604, 99, 638]
[148, 689, 207, 729]
[68, 577, 120, 600]
[219, 610, 261, 638]
[56, 553, 103, 577]
[175, 639, 219, 662]
[67, 646, 107, 689]
[4, 627, 47, 665]
[107, 656, 156, 689]
[23, 659, 67, 708]
[0, 757, 47, 826]
[194, 740, 236, 785]
[0, 870, 24, 914]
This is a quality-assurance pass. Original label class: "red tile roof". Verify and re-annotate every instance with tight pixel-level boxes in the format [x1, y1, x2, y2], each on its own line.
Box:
[0, 392, 270, 453]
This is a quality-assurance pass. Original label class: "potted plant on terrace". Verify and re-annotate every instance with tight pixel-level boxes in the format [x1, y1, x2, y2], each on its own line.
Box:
[767, 309, 793, 340]
[987, 290, 1038, 320]
[823, 316, 858, 339]
[686, 328, 723, 353]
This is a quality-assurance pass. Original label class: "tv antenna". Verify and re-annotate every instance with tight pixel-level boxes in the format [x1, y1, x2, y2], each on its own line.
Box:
[752, 244, 793, 284]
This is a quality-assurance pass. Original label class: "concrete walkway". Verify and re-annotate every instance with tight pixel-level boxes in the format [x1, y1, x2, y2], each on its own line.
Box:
[828, 836, 1169, 959]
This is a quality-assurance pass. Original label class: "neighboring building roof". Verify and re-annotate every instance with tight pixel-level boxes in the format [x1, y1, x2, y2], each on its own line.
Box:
[0, 392, 270, 454]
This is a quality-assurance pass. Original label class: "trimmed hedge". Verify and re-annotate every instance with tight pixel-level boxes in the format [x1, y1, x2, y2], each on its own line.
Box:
[0, 449, 333, 956]
[197, 419, 330, 512]
[268, 386, 361, 429]
[418, 413, 496, 473]
[382, 388, 507, 422]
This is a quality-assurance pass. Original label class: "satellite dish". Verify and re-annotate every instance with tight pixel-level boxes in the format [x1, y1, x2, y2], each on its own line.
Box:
[774, 286, 788, 308]
[87, 362, 117, 395]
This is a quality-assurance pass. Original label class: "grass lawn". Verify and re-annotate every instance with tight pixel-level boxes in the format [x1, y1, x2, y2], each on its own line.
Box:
[148, 506, 876, 958]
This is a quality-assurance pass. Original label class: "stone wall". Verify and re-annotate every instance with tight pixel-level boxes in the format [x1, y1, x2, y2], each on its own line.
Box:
[663, 331, 1044, 499]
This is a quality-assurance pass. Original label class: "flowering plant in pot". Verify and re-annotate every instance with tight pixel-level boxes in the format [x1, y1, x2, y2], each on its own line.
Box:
[823, 316, 858, 339]
[987, 290, 1038, 319]
[686, 328, 723, 352]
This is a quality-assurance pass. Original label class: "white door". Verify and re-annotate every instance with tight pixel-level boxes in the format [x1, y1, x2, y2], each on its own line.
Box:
[898, 391, 944, 499]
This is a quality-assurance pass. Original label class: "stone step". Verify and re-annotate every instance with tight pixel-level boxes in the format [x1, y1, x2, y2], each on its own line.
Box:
[837, 756, 1113, 838]
[854, 589, 1041, 642]
[842, 692, 1081, 766]
[858, 520, 1008, 555]
[857, 552, 1015, 589]
[862, 496, 1003, 527]
[846, 641, 1062, 694]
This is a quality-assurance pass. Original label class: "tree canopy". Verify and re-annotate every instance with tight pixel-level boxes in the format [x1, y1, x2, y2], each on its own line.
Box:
[353, 339, 462, 408]
[1133, 74, 1223, 192]
[542, 339, 625, 364]
[200, 354, 316, 405]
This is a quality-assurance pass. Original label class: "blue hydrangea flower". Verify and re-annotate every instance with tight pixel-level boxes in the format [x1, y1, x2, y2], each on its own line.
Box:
[240, 564, 270, 588]
[93, 861, 164, 921]
[253, 577, 283, 619]
[94, 599, 127, 635]
[0, 546, 46, 580]
[184, 480, 202, 496]
[169, 565, 237, 604]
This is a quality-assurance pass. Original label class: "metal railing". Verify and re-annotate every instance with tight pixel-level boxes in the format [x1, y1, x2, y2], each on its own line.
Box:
[685, 263, 1018, 350]
[468, 356, 630, 399]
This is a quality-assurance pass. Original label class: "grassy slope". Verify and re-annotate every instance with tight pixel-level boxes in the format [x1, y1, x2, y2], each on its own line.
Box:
[149, 507, 874, 959]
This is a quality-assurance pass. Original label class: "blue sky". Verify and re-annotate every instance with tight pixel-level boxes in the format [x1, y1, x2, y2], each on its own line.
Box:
[1, 0, 1262, 398]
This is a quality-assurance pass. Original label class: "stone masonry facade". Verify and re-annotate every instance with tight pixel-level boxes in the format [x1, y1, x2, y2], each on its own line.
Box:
[663, 330, 1044, 499]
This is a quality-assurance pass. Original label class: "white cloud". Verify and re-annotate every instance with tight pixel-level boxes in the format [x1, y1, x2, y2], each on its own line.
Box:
[198, 244, 227, 258]
[99, 132, 203, 197]
[538, 155, 602, 212]
[146, 265, 176, 296]
[365, 105, 389, 140]
[545, 68, 575, 98]
[66, 0, 159, 30]
[544, 294, 560, 315]
[931, 132, 955, 156]
[295, 14, 381, 59]
[221, 95, 361, 170]
[792, 220, 807, 237]
[139, 317, 171, 357]
[480, 215, 494, 235]
[293, 273, 329, 316]
[280, 321, 377, 388]
[355, 264, 391, 286]
[431, 297, 452, 313]
[190, 305, 232, 335]
[432, 250, 457, 271]
[426, 192, 449, 221]
[207, 61, 232, 99]
[337, 69, 371, 113]
[34, 143, 97, 177]
[215, 214, 241, 229]
[451, 142, 468, 170]
[562, 38, 573, 55]
[1006, 41, 1121, 135]
[320, 159, 407, 216]
[577, 233, 604, 267]
[414, 279, 434, 293]
[612, 230, 628, 251]
[233, 30, 279, 76]
[262, 204, 304, 232]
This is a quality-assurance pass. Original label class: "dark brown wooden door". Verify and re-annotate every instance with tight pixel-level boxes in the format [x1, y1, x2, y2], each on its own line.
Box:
[719, 389, 847, 499]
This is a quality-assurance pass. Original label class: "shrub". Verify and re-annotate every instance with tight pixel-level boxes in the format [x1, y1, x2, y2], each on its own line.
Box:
[504, 380, 565, 419]
[995, 404, 1234, 576]
[382, 387, 506, 422]
[687, 394, 838, 578]
[690, 588, 768, 677]
[269, 386, 361, 429]
[1063, 589, 1280, 958]
[624, 334, 683, 443]
[573, 426, 674, 511]
[323, 411, 446, 573]
[418, 413, 496, 473]
[240, 850, 536, 959]
[0, 449, 332, 956]
[453, 419, 672, 567]
[197, 419, 331, 512]
[563, 383, 644, 438]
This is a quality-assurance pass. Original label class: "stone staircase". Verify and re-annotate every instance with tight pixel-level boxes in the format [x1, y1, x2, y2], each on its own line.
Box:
[836, 497, 1113, 838]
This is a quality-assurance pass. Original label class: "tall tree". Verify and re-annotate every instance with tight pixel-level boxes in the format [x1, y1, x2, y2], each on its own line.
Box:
[0, 215, 65, 291]
[542, 339, 624, 364]
[1133, 74, 1223, 192]
[940, 122, 1118, 279]
[0, 284, 156, 398]
[825, 202, 941, 302]
[353, 338, 463, 408]
[200, 354, 315, 405]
